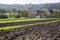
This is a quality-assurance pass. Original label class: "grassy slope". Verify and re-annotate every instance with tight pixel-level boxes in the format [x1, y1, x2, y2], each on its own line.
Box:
[0, 19, 60, 30]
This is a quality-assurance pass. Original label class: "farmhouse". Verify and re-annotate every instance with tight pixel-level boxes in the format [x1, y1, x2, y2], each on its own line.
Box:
[35, 10, 51, 18]
[28, 10, 51, 18]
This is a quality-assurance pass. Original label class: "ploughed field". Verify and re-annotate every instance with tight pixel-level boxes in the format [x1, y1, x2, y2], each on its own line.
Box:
[0, 20, 60, 40]
[0, 18, 59, 27]
[0, 19, 58, 27]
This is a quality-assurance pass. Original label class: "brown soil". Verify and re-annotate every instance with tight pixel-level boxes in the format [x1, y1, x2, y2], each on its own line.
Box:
[0, 21, 60, 40]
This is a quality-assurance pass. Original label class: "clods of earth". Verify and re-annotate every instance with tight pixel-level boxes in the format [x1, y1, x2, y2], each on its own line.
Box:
[0, 21, 60, 40]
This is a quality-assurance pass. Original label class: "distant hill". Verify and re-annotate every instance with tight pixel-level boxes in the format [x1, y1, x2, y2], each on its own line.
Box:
[0, 2, 60, 11]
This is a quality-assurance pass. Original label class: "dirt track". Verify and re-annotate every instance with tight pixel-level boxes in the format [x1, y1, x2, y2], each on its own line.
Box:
[0, 21, 60, 40]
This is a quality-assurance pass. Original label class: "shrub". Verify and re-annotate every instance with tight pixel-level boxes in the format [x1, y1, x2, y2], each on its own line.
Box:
[14, 14, 20, 18]
[0, 14, 8, 18]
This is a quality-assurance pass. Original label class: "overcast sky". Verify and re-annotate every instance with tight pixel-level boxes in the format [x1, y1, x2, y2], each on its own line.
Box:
[0, 0, 60, 4]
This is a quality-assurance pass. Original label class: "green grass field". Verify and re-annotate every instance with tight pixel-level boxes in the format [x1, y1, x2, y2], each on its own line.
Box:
[0, 18, 59, 23]
[0, 18, 60, 30]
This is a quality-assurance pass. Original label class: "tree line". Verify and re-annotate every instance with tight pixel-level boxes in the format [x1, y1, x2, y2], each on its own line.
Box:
[0, 9, 60, 18]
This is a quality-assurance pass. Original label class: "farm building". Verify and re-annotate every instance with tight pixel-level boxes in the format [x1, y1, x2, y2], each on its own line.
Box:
[35, 10, 51, 18]
[28, 10, 51, 18]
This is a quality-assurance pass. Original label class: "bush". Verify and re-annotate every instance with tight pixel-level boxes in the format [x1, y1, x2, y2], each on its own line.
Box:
[15, 15, 20, 18]
[0, 14, 8, 18]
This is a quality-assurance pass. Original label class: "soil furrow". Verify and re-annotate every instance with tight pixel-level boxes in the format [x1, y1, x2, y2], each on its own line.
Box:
[0, 21, 60, 40]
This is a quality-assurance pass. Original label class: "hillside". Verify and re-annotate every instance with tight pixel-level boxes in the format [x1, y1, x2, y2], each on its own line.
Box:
[0, 3, 60, 10]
